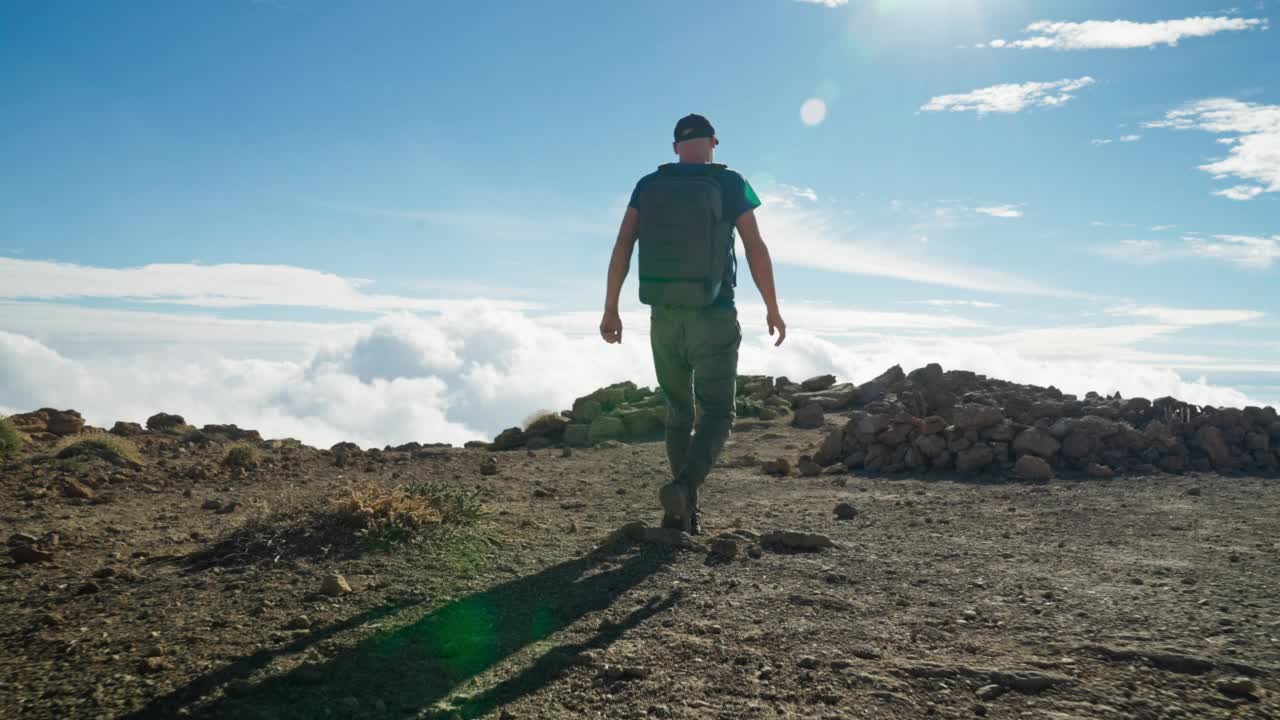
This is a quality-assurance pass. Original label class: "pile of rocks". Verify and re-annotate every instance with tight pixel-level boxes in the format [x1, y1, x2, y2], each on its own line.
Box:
[489, 376, 799, 450]
[805, 363, 1280, 477]
[7, 408, 85, 442]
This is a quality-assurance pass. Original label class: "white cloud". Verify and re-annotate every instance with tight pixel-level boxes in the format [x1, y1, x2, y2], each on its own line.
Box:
[921, 77, 1095, 115]
[1091, 134, 1141, 145]
[754, 186, 1072, 296]
[1189, 234, 1280, 269]
[985, 16, 1267, 50]
[0, 258, 535, 313]
[5, 302, 1268, 446]
[793, 0, 847, 6]
[1093, 239, 1169, 264]
[1147, 98, 1280, 200]
[918, 300, 1002, 309]
[1095, 235, 1280, 269]
[1106, 304, 1265, 326]
[975, 204, 1024, 218]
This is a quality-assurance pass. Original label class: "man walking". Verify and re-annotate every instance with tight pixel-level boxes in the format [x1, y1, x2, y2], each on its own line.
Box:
[599, 114, 786, 534]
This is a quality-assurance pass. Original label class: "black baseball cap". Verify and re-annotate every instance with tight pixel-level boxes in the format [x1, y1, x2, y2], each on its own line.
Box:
[674, 114, 715, 142]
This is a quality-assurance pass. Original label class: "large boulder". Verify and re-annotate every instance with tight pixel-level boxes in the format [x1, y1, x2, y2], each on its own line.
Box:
[791, 403, 825, 430]
[956, 444, 995, 474]
[563, 424, 591, 447]
[618, 407, 664, 438]
[1012, 427, 1060, 459]
[9, 408, 84, 437]
[914, 433, 948, 459]
[814, 429, 846, 466]
[953, 404, 1005, 432]
[1194, 426, 1235, 469]
[491, 426, 526, 451]
[800, 374, 836, 392]
[146, 413, 187, 432]
[588, 415, 626, 445]
[790, 383, 857, 410]
[110, 421, 144, 437]
[1012, 455, 1053, 481]
[853, 365, 907, 405]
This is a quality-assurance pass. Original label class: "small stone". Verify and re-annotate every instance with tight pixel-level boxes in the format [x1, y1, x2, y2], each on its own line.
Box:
[1217, 677, 1260, 698]
[1185, 486, 1203, 496]
[709, 538, 739, 560]
[77, 581, 101, 595]
[834, 502, 858, 521]
[797, 656, 818, 669]
[648, 704, 673, 718]
[797, 457, 822, 477]
[602, 664, 649, 681]
[320, 573, 353, 596]
[285, 615, 311, 630]
[561, 446, 573, 458]
[40, 612, 65, 626]
[139, 656, 174, 674]
[61, 478, 95, 499]
[976, 684, 1005, 701]
[480, 456, 499, 476]
[92, 567, 117, 579]
[10, 545, 54, 564]
[1086, 462, 1115, 478]
[851, 645, 881, 660]
[201, 499, 223, 511]
[7, 532, 38, 547]
[761, 530, 834, 551]
[763, 458, 792, 476]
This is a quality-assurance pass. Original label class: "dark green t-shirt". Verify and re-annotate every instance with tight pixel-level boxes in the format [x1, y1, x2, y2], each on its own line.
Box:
[628, 163, 761, 308]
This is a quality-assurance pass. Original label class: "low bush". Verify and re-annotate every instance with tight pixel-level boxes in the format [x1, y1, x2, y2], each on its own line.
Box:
[53, 433, 143, 466]
[0, 417, 23, 460]
[224, 443, 262, 469]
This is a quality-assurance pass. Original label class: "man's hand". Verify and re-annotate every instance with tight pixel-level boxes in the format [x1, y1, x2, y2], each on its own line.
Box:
[600, 310, 623, 344]
[767, 308, 786, 346]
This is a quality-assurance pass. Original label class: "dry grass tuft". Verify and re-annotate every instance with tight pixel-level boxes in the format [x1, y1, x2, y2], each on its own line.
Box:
[53, 432, 143, 466]
[224, 443, 262, 468]
[331, 480, 485, 545]
[522, 408, 559, 429]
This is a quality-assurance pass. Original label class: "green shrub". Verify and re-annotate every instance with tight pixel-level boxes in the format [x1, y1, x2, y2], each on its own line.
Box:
[54, 433, 143, 466]
[0, 417, 23, 460]
[224, 443, 262, 469]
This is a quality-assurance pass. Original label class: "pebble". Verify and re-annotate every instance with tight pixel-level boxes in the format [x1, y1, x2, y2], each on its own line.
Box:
[834, 502, 858, 521]
[321, 573, 353, 596]
[976, 684, 1005, 701]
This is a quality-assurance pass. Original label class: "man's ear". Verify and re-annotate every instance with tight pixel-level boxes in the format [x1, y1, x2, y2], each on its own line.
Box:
[672, 142, 679, 154]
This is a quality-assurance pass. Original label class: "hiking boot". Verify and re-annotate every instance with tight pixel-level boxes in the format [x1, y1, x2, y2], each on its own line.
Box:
[658, 482, 691, 533]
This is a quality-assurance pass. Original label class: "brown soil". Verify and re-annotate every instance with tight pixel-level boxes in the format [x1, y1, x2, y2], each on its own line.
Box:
[1, 417, 1277, 719]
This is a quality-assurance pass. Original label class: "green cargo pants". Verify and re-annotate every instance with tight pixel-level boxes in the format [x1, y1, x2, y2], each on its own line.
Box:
[650, 305, 741, 498]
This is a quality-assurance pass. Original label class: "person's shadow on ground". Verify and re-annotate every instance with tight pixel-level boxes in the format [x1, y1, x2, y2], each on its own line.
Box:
[124, 542, 676, 720]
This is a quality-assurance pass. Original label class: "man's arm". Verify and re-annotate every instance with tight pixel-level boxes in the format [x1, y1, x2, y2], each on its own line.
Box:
[600, 207, 639, 344]
[736, 209, 786, 346]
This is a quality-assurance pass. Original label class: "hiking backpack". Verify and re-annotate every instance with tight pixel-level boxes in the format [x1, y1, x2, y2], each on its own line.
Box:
[635, 163, 737, 307]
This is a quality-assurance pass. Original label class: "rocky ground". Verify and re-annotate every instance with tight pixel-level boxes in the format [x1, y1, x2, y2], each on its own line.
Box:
[1, 411, 1278, 719]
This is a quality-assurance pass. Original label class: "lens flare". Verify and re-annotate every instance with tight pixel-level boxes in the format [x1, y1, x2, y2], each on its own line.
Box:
[800, 98, 828, 126]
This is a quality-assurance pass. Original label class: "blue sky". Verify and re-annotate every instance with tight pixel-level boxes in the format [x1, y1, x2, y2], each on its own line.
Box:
[1, 1, 1277, 445]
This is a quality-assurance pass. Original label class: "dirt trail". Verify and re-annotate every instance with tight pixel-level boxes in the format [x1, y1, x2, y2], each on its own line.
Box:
[2, 417, 1277, 719]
